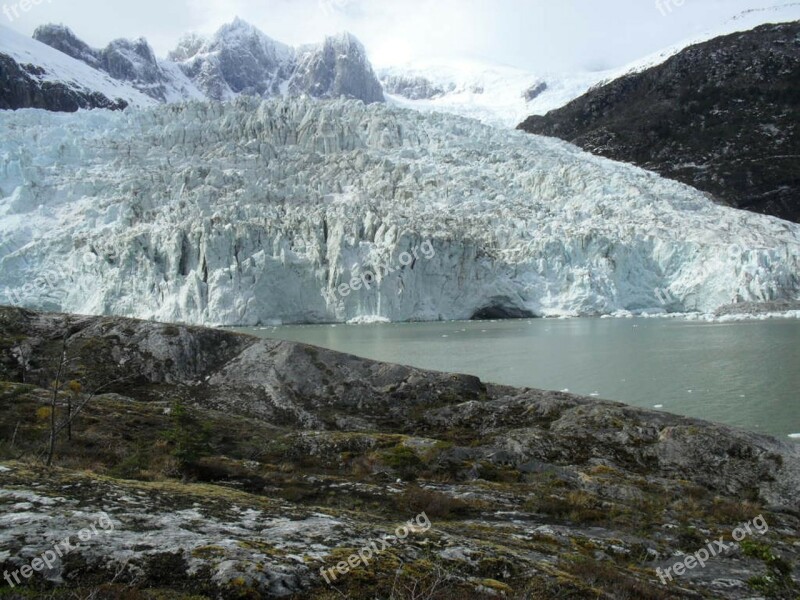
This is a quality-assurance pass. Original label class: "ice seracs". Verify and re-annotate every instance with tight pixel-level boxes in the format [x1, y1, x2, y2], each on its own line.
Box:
[0, 97, 798, 326]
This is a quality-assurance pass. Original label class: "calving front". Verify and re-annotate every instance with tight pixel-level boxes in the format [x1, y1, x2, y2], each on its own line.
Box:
[1, 98, 799, 325]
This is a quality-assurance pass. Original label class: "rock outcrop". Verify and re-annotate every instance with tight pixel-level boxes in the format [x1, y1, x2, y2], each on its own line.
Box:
[0, 307, 798, 598]
[0, 24, 152, 112]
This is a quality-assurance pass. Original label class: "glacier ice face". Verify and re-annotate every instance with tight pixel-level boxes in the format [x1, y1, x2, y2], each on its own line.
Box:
[0, 98, 798, 326]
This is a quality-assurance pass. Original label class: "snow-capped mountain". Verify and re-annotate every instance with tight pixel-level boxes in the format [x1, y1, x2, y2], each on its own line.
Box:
[0, 23, 155, 111]
[1, 98, 798, 326]
[379, 59, 603, 129]
[171, 21, 383, 104]
[32, 24, 204, 103]
[25, 18, 384, 107]
[379, 2, 800, 128]
[33, 25, 203, 102]
[168, 18, 295, 101]
[289, 33, 384, 104]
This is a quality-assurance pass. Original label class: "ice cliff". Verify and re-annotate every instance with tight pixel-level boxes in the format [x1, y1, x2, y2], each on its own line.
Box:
[0, 97, 799, 325]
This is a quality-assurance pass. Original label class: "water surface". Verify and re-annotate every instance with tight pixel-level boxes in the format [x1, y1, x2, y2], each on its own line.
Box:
[238, 318, 800, 440]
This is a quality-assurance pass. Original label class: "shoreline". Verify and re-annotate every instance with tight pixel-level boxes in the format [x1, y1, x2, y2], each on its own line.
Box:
[228, 305, 800, 329]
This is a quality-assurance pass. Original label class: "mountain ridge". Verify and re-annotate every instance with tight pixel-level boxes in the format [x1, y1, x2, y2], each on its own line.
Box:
[3, 18, 384, 110]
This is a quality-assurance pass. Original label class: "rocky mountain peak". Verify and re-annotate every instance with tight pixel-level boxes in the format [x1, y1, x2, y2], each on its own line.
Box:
[167, 21, 290, 100]
[26, 19, 385, 106]
[167, 32, 208, 62]
[289, 31, 384, 103]
[101, 37, 162, 84]
[30, 24, 191, 102]
[32, 23, 101, 69]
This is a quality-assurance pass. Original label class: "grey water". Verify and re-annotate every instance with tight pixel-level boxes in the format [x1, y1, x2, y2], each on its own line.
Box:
[239, 318, 800, 440]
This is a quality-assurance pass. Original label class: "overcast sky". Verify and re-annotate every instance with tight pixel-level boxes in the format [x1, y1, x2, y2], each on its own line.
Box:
[3, 0, 793, 71]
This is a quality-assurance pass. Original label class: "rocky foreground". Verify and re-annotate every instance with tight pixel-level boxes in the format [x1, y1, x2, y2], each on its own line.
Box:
[0, 307, 798, 599]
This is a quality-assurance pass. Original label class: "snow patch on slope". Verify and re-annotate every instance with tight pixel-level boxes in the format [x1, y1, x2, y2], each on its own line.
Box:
[380, 59, 603, 128]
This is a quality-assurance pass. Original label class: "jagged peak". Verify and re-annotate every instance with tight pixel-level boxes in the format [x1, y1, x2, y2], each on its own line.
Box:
[217, 16, 258, 35]
[325, 31, 363, 47]
[105, 36, 156, 56]
[204, 18, 294, 61]
[31, 23, 101, 67]
[33, 23, 78, 38]
[214, 17, 281, 45]
[32, 23, 95, 52]
[295, 31, 369, 62]
[168, 32, 209, 62]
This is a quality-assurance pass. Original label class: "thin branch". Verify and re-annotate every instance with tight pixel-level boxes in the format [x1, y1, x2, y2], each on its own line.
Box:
[51, 376, 132, 440]
[46, 336, 68, 467]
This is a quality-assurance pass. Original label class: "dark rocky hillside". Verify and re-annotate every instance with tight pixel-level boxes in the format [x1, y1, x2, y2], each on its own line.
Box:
[0, 53, 128, 111]
[0, 307, 798, 598]
[519, 22, 800, 224]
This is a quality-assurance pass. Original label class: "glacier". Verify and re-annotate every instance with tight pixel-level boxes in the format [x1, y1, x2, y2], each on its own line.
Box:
[0, 97, 799, 326]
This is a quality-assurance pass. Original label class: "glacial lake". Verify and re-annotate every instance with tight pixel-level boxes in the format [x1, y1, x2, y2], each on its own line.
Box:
[238, 318, 800, 440]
